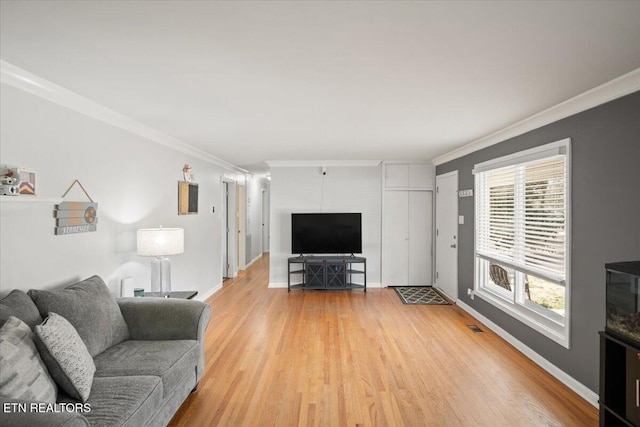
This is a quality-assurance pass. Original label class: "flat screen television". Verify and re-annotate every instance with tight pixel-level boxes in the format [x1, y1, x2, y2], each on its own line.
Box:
[291, 213, 362, 255]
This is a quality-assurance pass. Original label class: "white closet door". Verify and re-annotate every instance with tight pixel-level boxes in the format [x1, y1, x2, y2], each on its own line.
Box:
[385, 164, 409, 188]
[382, 191, 409, 285]
[408, 191, 432, 286]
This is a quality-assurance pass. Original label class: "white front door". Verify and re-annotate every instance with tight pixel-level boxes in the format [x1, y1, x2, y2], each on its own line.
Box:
[435, 171, 458, 301]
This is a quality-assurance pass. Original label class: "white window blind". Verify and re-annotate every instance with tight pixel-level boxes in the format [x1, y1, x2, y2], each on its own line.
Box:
[475, 153, 567, 284]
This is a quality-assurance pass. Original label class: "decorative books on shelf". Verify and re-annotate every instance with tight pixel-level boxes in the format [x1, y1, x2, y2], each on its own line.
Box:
[1, 164, 37, 196]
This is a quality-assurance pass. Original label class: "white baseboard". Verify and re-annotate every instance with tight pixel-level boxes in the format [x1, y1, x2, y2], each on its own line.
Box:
[195, 282, 223, 302]
[245, 253, 262, 269]
[268, 282, 287, 288]
[456, 300, 598, 407]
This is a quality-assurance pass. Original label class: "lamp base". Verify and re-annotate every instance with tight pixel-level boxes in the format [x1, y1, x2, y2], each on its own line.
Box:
[150, 257, 171, 297]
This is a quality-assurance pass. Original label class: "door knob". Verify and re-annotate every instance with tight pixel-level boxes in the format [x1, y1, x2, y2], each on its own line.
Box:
[450, 244, 457, 248]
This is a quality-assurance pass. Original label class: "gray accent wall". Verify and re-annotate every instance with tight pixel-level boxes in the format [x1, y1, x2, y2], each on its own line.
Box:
[436, 91, 640, 393]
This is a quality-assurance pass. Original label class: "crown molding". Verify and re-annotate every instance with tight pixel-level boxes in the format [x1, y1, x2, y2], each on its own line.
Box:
[266, 160, 381, 168]
[432, 68, 640, 166]
[0, 60, 248, 175]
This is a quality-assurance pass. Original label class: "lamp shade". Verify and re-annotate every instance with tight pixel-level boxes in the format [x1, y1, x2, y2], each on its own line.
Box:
[137, 228, 184, 257]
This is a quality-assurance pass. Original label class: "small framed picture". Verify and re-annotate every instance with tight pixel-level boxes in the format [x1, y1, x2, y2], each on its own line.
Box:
[178, 181, 198, 215]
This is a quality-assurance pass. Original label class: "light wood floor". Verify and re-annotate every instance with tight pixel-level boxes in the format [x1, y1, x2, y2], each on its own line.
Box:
[169, 254, 597, 426]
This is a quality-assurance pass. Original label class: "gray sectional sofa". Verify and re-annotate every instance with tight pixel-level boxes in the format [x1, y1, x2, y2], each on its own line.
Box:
[0, 275, 211, 427]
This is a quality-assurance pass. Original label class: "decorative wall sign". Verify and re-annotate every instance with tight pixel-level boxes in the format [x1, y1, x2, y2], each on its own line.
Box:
[54, 180, 98, 235]
[178, 181, 198, 215]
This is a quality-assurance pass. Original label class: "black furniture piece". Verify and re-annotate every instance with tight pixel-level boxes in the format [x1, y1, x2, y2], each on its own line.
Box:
[600, 332, 640, 426]
[288, 255, 366, 292]
[600, 261, 640, 426]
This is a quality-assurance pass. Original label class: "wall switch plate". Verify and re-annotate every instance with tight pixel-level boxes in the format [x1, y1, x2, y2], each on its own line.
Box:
[458, 189, 473, 197]
[458, 215, 464, 225]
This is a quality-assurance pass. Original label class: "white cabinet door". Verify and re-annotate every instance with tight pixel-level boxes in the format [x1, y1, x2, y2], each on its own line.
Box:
[382, 191, 409, 285]
[384, 164, 409, 188]
[384, 163, 434, 190]
[409, 164, 432, 189]
[382, 190, 433, 286]
[408, 191, 432, 285]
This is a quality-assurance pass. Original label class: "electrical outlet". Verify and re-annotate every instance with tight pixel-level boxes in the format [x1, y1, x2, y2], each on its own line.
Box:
[467, 288, 475, 300]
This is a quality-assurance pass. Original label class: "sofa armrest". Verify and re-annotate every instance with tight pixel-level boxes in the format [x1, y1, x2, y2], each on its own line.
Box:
[0, 397, 89, 427]
[116, 297, 211, 342]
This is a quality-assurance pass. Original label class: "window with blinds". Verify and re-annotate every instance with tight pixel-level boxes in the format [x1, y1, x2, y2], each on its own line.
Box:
[473, 138, 570, 347]
[476, 156, 566, 284]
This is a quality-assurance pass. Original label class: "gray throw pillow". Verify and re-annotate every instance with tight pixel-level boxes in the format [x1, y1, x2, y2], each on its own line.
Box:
[35, 312, 96, 403]
[29, 275, 129, 357]
[0, 316, 57, 403]
[0, 289, 44, 329]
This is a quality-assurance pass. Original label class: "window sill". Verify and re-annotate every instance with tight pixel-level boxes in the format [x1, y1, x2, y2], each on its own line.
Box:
[474, 287, 569, 348]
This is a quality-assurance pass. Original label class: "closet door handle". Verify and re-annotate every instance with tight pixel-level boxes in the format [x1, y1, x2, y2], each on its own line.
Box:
[636, 379, 639, 407]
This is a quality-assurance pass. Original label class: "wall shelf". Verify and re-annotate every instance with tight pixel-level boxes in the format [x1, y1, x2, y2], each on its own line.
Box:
[0, 196, 62, 204]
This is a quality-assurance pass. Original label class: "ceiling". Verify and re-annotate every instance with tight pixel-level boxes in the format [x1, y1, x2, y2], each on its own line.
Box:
[1, 1, 640, 173]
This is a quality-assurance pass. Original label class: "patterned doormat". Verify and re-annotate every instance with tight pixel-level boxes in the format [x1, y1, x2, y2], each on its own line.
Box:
[393, 287, 451, 305]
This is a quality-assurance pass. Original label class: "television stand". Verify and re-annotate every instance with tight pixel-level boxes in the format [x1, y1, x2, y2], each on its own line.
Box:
[288, 255, 366, 292]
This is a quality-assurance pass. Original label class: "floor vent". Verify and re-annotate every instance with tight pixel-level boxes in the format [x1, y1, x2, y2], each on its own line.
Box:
[467, 325, 483, 333]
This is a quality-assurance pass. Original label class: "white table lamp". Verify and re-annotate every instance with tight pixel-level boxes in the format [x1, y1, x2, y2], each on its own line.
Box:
[137, 227, 184, 297]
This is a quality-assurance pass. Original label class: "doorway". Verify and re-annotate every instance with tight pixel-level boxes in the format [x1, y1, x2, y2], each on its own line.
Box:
[237, 184, 246, 270]
[435, 171, 458, 301]
[221, 179, 239, 281]
[261, 189, 269, 253]
[222, 181, 230, 280]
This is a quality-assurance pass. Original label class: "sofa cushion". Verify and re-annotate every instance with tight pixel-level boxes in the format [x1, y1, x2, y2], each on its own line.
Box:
[93, 340, 199, 398]
[0, 317, 57, 403]
[35, 313, 96, 403]
[0, 289, 43, 330]
[60, 376, 163, 427]
[29, 275, 129, 357]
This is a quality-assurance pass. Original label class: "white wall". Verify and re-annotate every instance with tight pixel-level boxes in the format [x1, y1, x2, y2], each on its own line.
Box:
[268, 164, 382, 287]
[0, 84, 240, 300]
